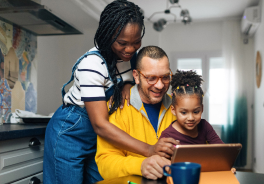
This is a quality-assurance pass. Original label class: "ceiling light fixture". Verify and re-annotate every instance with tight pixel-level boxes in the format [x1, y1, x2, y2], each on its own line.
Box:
[148, 0, 192, 32]
[180, 9, 192, 24]
[153, 18, 167, 32]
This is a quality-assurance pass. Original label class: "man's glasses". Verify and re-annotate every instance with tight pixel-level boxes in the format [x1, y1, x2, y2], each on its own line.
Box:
[137, 69, 173, 85]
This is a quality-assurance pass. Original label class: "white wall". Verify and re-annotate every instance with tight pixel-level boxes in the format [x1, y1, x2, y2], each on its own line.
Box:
[160, 21, 223, 54]
[253, 0, 264, 174]
[37, 27, 97, 115]
[141, 22, 160, 47]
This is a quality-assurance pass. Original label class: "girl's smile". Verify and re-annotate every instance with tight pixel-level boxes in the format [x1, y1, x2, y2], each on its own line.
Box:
[171, 94, 203, 137]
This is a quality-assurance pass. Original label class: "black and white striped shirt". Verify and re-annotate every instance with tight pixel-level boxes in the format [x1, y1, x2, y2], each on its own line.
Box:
[63, 47, 134, 106]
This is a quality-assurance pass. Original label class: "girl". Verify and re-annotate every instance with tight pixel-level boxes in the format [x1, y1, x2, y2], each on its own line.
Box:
[160, 70, 237, 174]
[160, 70, 223, 144]
[44, 1, 176, 184]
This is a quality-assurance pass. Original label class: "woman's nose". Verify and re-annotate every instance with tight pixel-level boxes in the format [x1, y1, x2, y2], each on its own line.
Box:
[125, 45, 136, 53]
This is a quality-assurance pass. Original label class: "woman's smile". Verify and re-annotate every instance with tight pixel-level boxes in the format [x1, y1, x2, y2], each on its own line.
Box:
[121, 52, 134, 60]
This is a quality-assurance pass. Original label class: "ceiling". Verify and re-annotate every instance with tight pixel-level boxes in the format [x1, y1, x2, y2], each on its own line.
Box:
[41, 0, 260, 33]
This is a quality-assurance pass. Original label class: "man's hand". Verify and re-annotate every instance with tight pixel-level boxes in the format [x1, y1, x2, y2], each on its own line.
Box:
[148, 137, 180, 158]
[141, 155, 171, 180]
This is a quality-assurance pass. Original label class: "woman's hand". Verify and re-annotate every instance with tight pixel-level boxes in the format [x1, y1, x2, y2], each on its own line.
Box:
[148, 137, 180, 159]
[121, 83, 133, 108]
[108, 83, 133, 109]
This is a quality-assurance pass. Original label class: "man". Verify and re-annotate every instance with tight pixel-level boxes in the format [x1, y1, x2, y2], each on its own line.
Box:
[96, 46, 177, 180]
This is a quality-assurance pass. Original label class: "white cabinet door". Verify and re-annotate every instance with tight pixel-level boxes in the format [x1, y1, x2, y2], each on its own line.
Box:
[11, 172, 43, 184]
[0, 136, 44, 184]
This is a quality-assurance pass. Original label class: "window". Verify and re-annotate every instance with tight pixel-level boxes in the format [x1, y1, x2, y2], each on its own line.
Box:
[172, 51, 225, 129]
[177, 58, 202, 76]
[208, 57, 225, 125]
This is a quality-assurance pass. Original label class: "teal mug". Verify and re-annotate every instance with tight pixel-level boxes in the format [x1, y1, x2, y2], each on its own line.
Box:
[163, 162, 201, 184]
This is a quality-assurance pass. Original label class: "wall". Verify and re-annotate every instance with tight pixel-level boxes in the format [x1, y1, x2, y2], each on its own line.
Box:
[141, 22, 160, 47]
[0, 19, 37, 123]
[37, 28, 96, 115]
[253, 0, 264, 174]
[160, 21, 223, 56]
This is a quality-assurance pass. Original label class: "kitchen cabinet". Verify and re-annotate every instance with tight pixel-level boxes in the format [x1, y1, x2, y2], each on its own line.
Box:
[11, 172, 43, 184]
[0, 136, 44, 184]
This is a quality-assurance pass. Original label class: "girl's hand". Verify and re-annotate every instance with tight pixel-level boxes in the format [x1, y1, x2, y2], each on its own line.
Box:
[108, 83, 133, 109]
[148, 137, 180, 159]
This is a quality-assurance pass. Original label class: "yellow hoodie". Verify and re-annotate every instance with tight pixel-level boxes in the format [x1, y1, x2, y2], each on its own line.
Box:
[95, 85, 176, 179]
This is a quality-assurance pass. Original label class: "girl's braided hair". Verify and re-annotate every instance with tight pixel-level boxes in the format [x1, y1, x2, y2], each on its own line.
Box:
[94, 0, 145, 115]
[171, 70, 204, 105]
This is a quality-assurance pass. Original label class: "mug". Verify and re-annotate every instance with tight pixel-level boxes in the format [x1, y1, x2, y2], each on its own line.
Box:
[163, 162, 201, 184]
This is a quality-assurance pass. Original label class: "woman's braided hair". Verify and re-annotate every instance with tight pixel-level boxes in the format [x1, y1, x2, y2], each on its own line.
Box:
[171, 70, 204, 105]
[94, 0, 145, 115]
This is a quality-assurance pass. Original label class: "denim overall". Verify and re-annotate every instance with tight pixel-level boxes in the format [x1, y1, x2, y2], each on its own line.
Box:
[43, 50, 136, 184]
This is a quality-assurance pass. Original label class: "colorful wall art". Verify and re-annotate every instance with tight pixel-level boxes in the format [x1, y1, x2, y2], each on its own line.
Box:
[4, 47, 19, 89]
[11, 81, 25, 113]
[0, 79, 11, 123]
[0, 19, 37, 123]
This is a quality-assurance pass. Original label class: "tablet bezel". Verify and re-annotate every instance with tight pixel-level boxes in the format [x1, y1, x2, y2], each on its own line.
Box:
[171, 143, 242, 172]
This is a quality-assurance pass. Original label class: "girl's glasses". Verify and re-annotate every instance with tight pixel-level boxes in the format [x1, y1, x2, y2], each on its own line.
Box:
[137, 69, 173, 85]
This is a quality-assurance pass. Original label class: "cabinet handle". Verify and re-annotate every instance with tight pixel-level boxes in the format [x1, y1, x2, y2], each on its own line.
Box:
[29, 176, 41, 184]
[29, 137, 41, 147]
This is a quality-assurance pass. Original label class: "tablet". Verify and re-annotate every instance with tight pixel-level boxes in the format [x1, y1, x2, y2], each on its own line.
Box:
[171, 143, 242, 172]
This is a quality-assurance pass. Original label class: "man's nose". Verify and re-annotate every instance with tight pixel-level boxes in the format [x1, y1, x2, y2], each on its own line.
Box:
[154, 77, 164, 89]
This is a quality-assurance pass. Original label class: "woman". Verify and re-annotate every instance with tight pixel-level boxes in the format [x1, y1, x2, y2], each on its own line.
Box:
[43, 1, 177, 184]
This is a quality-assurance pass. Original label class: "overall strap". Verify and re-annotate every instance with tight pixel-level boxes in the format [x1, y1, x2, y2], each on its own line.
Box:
[61, 50, 107, 102]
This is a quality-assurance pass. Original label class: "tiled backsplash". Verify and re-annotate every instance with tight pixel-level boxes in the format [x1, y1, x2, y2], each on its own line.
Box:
[0, 19, 37, 123]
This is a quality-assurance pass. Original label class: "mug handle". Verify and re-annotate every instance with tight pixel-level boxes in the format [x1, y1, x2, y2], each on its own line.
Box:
[163, 165, 171, 177]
